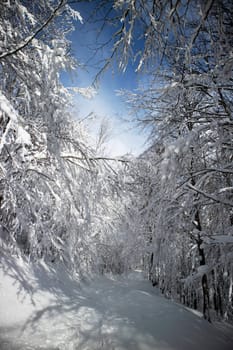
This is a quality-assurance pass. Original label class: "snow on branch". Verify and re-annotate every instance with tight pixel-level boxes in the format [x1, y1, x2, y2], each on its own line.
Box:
[0, 91, 18, 154]
[0, 91, 18, 123]
[61, 154, 130, 163]
[203, 234, 233, 245]
[70, 86, 97, 99]
[0, 0, 82, 60]
[187, 183, 233, 207]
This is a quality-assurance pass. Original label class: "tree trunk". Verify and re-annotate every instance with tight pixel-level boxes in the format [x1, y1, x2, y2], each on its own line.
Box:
[195, 212, 211, 321]
[202, 273, 211, 322]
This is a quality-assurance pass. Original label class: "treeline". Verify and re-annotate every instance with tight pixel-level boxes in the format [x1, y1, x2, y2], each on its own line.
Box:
[0, 0, 134, 277]
[117, 0, 233, 322]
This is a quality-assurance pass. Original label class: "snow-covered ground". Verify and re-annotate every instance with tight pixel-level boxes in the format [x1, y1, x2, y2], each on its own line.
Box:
[0, 250, 233, 350]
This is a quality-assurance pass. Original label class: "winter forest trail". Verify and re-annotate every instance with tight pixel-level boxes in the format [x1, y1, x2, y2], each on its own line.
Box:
[0, 255, 233, 350]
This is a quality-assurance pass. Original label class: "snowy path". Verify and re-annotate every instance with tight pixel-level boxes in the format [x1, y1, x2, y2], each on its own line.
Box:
[0, 254, 233, 350]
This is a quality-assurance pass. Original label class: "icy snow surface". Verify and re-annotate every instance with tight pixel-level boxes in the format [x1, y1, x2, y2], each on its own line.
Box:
[0, 251, 233, 350]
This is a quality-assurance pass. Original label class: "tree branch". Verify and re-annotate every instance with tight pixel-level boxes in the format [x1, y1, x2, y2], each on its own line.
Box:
[61, 155, 130, 163]
[187, 183, 233, 207]
[0, 0, 66, 60]
[26, 168, 55, 181]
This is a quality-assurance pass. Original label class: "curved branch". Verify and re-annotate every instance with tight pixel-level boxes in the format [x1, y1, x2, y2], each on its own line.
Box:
[0, 0, 66, 60]
[187, 183, 233, 207]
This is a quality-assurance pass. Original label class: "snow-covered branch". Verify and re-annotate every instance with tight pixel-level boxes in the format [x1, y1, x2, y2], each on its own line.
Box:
[0, 0, 66, 60]
[187, 183, 233, 207]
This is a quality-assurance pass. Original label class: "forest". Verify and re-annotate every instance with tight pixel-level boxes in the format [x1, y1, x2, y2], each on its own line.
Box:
[0, 0, 233, 331]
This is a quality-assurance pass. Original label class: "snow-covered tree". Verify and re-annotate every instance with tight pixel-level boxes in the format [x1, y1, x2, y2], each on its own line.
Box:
[111, 0, 233, 321]
[0, 0, 134, 277]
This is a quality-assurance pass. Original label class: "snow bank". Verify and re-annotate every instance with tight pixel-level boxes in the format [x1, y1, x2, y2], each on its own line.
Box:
[0, 250, 233, 350]
[0, 249, 82, 349]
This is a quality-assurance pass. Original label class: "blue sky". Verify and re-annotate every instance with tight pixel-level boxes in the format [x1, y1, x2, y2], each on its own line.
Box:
[61, 2, 147, 156]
